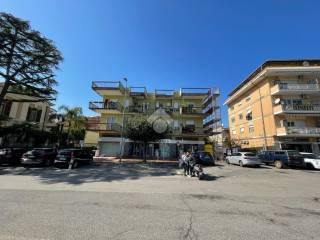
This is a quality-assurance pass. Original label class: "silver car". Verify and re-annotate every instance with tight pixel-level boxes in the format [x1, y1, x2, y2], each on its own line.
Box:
[226, 152, 261, 167]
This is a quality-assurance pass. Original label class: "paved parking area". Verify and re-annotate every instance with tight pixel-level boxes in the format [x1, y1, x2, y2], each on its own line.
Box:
[0, 162, 319, 240]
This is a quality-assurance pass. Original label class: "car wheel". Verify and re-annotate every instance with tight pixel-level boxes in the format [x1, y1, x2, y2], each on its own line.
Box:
[239, 161, 244, 167]
[274, 160, 283, 169]
[72, 161, 78, 169]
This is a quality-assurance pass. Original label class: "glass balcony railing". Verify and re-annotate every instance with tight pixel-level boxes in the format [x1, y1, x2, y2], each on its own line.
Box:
[86, 123, 122, 132]
[89, 102, 122, 111]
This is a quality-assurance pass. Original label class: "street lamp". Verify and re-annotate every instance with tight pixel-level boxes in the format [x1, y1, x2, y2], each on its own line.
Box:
[119, 77, 127, 162]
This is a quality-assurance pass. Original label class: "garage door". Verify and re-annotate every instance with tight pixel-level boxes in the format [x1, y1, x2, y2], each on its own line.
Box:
[100, 142, 120, 156]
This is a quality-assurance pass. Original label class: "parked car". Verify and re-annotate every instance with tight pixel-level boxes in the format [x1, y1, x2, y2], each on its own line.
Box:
[0, 147, 28, 165]
[226, 152, 261, 167]
[258, 150, 305, 169]
[21, 148, 57, 167]
[54, 149, 93, 169]
[193, 151, 215, 165]
[300, 152, 320, 170]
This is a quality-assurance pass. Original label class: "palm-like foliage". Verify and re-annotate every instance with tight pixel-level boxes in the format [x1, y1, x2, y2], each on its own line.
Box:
[58, 105, 87, 145]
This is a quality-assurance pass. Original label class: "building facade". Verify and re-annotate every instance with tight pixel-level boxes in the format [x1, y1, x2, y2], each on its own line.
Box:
[0, 84, 52, 131]
[88, 81, 220, 159]
[225, 60, 320, 154]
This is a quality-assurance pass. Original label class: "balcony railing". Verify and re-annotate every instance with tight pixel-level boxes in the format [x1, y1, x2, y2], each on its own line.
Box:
[130, 87, 147, 97]
[202, 102, 219, 113]
[271, 82, 320, 95]
[283, 104, 320, 112]
[86, 123, 122, 132]
[180, 88, 210, 96]
[174, 126, 207, 135]
[155, 89, 175, 97]
[180, 106, 203, 115]
[89, 101, 122, 111]
[92, 81, 124, 90]
[279, 83, 319, 90]
[277, 127, 320, 136]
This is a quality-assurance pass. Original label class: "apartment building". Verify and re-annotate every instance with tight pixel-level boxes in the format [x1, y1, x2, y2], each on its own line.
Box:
[0, 83, 52, 130]
[225, 60, 320, 154]
[88, 81, 220, 158]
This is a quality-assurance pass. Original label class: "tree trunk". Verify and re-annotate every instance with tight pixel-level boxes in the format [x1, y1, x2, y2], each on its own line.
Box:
[143, 142, 147, 162]
[0, 80, 10, 107]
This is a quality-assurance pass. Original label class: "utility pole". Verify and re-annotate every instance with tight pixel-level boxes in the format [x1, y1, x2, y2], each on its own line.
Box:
[119, 78, 127, 162]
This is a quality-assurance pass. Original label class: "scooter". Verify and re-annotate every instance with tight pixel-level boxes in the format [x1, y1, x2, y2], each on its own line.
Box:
[193, 164, 204, 180]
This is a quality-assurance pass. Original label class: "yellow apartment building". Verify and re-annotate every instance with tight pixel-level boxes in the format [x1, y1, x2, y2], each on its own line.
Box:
[225, 60, 320, 154]
[88, 81, 221, 158]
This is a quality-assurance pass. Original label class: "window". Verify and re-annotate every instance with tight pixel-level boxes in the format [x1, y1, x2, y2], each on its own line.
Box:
[26, 107, 42, 122]
[173, 102, 179, 109]
[0, 101, 12, 117]
[231, 117, 235, 123]
[249, 125, 254, 133]
[240, 127, 244, 133]
[232, 130, 236, 135]
[186, 120, 195, 126]
[239, 113, 243, 120]
[246, 110, 252, 120]
[287, 121, 295, 127]
[173, 120, 179, 129]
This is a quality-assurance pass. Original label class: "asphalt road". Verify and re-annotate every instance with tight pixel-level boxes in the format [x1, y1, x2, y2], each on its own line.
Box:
[0, 163, 319, 240]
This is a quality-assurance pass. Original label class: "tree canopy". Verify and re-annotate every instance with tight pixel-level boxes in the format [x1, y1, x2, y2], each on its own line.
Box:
[0, 12, 63, 105]
[125, 116, 170, 161]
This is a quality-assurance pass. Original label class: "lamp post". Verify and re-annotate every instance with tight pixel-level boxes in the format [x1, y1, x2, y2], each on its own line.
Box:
[119, 77, 127, 162]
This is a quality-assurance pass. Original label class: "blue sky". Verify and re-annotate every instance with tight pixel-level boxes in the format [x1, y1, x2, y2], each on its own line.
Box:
[2, 0, 320, 126]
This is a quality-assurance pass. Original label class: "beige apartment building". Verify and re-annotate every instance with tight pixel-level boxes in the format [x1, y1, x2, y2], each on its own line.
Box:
[88, 81, 221, 158]
[225, 60, 320, 154]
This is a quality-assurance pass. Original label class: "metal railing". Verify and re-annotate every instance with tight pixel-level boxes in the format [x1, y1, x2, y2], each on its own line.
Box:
[92, 81, 124, 90]
[282, 104, 320, 112]
[180, 126, 206, 135]
[180, 88, 211, 96]
[89, 101, 122, 111]
[278, 83, 319, 91]
[155, 89, 175, 97]
[130, 87, 147, 97]
[286, 127, 320, 135]
[180, 106, 203, 114]
[86, 123, 122, 132]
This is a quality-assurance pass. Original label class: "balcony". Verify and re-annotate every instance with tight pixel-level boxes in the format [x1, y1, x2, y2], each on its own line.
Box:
[89, 101, 122, 113]
[202, 102, 220, 114]
[271, 83, 320, 95]
[277, 127, 320, 137]
[130, 87, 147, 98]
[180, 88, 211, 99]
[180, 106, 203, 115]
[155, 89, 175, 98]
[86, 123, 122, 133]
[173, 125, 208, 136]
[92, 81, 125, 95]
[202, 88, 220, 104]
[274, 104, 320, 115]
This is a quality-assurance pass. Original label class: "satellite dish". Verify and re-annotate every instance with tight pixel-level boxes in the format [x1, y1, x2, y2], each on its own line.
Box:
[274, 98, 281, 104]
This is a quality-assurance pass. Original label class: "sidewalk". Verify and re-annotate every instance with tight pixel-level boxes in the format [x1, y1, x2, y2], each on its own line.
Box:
[93, 156, 178, 164]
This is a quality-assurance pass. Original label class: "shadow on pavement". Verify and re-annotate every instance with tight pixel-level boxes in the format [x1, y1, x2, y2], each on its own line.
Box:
[0, 163, 183, 185]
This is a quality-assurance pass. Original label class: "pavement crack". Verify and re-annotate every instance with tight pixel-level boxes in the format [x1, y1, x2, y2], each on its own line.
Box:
[180, 194, 198, 240]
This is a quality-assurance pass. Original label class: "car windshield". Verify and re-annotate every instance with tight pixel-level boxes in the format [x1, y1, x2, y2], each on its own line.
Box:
[58, 150, 71, 156]
[244, 153, 256, 157]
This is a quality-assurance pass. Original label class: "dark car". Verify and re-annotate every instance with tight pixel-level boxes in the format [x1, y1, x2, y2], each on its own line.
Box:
[54, 149, 93, 169]
[21, 148, 57, 167]
[258, 150, 305, 169]
[193, 151, 215, 165]
[0, 147, 28, 165]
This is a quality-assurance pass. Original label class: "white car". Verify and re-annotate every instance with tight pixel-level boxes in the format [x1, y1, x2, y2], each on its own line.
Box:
[300, 152, 320, 170]
[226, 152, 261, 167]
